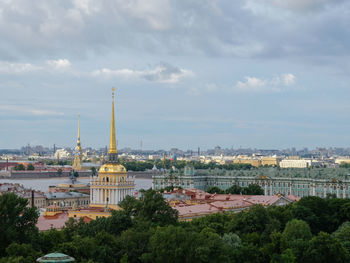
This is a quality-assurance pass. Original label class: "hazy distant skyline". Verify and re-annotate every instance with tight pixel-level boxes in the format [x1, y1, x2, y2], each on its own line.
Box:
[1, 0, 350, 150]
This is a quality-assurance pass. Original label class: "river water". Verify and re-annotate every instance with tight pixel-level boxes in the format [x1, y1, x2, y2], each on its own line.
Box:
[0, 178, 152, 192]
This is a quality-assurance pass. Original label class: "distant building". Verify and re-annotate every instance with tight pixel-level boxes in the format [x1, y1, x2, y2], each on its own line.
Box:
[279, 159, 311, 168]
[261, 157, 280, 166]
[160, 188, 296, 221]
[153, 167, 350, 198]
[335, 157, 350, 165]
[54, 149, 71, 159]
[45, 191, 90, 208]
[0, 183, 46, 208]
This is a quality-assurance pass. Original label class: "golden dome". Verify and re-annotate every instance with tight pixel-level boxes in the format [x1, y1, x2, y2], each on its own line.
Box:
[99, 163, 127, 174]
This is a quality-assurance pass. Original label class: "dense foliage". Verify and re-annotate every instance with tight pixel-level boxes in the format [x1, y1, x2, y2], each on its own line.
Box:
[339, 162, 350, 168]
[120, 159, 253, 171]
[13, 164, 26, 171]
[207, 184, 264, 195]
[2, 191, 350, 262]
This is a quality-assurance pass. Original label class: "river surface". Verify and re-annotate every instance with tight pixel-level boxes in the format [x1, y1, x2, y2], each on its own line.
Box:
[0, 178, 152, 192]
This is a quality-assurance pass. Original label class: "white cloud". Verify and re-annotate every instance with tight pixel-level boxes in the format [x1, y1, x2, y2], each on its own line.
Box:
[46, 59, 71, 70]
[0, 61, 41, 74]
[73, 0, 100, 15]
[92, 62, 194, 84]
[282, 73, 296, 85]
[0, 59, 72, 75]
[233, 73, 296, 92]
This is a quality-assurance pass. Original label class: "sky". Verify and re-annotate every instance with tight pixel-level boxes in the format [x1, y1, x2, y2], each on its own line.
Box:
[1, 0, 350, 150]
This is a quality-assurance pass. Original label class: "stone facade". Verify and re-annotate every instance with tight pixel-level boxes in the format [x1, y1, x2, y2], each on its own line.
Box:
[152, 167, 350, 198]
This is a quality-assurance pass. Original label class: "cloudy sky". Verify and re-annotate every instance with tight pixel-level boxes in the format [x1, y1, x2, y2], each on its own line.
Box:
[1, 0, 350, 150]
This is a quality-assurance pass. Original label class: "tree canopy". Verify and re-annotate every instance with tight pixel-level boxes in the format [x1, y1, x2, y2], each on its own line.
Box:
[1, 191, 350, 262]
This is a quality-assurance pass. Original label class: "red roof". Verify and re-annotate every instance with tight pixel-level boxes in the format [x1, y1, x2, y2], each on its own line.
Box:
[36, 212, 69, 231]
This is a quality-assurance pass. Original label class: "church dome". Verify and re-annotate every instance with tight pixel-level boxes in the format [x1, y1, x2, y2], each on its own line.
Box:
[99, 163, 127, 173]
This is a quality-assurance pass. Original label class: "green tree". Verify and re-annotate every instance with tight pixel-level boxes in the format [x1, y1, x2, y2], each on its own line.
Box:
[281, 219, 312, 248]
[5, 243, 41, 263]
[13, 164, 25, 171]
[280, 219, 312, 261]
[332, 221, 350, 253]
[120, 189, 178, 226]
[118, 227, 153, 263]
[225, 185, 243, 194]
[206, 186, 223, 194]
[304, 232, 350, 263]
[291, 196, 329, 234]
[142, 225, 229, 263]
[90, 167, 97, 176]
[26, 164, 35, 171]
[0, 193, 39, 256]
[222, 233, 241, 249]
[271, 249, 296, 263]
[243, 184, 264, 195]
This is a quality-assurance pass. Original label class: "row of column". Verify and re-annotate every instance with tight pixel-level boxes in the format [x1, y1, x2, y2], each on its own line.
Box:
[261, 182, 349, 198]
[90, 187, 134, 205]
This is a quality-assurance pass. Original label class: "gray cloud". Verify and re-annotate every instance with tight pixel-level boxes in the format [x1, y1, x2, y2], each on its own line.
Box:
[92, 62, 193, 83]
[0, 0, 348, 64]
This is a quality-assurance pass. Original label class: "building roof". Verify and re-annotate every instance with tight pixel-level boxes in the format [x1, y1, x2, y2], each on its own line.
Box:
[36, 212, 70, 231]
[45, 191, 89, 199]
[36, 252, 75, 262]
[175, 203, 220, 218]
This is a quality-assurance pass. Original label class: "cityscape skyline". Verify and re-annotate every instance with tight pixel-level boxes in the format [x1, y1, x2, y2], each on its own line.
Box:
[1, 1, 350, 149]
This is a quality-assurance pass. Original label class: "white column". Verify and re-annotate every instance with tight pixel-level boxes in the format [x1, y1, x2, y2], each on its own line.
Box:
[270, 182, 273, 195]
[337, 185, 340, 198]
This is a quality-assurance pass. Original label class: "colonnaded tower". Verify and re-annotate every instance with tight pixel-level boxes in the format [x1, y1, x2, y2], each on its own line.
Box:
[90, 89, 135, 206]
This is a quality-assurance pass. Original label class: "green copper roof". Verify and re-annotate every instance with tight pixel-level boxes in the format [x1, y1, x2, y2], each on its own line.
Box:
[36, 252, 75, 262]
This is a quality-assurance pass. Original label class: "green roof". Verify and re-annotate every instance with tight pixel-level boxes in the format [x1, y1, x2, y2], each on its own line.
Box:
[36, 252, 75, 262]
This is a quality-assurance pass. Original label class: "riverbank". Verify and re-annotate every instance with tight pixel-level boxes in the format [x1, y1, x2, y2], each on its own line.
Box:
[0, 170, 156, 179]
[0, 178, 153, 192]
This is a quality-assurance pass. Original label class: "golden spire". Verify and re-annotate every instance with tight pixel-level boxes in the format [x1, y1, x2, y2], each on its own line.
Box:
[77, 114, 81, 144]
[109, 88, 117, 154]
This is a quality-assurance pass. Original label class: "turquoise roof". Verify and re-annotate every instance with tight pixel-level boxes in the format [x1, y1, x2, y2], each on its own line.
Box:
[36, 252, 75, 262]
